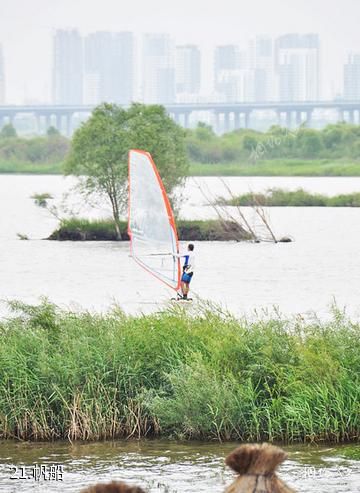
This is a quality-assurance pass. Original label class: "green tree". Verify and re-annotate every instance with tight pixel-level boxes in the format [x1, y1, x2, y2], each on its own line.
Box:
[296, 129, 323, 158]
[47, 126, 61, 137]
[194, 122, 216, 141]
[0, 123, 17, 139]
[65, 103, 188, 239]
[242, 134, 259, 152]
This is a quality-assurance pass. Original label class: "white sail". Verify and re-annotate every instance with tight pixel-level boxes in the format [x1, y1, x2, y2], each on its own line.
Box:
[128, 150, 181, 290]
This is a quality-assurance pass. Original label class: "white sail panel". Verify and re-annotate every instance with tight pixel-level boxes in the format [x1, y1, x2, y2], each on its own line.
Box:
[128, 150, 181, 290]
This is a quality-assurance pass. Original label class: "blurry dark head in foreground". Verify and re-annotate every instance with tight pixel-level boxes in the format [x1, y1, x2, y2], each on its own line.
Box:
[81, 481, 146, 493]
[225, 443, 296, 493]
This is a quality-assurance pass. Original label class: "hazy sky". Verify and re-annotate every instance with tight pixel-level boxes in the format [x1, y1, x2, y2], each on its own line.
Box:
[0, 0, 360, 103]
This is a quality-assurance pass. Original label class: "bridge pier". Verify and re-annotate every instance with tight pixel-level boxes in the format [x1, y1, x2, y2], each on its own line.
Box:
[171, 112, 179, 125]
[35, 114, 41, 134]
[349, 110, 355, 125]
[306, 110, 312, 127]
[214, 112, 221, 133]
[55, 114, 62, 132]
[234, 112, 241, 130]
[244, 112, 250, 129]
[338, 109, 344, 123]
[183, 112, 190, 129]
[224, 112, 230, 133]
[65, 114, 72, 137]
[285, 111, 292, 129]
[45, 114, 51, 131]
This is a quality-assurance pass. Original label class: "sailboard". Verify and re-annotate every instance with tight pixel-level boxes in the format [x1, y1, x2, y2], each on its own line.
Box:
[128, 149, 181, 292]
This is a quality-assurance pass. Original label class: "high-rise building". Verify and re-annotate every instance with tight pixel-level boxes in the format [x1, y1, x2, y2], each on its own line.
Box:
[249, 37, 275, 101]
[84, 31, 134, 105]
[214, 45, 245, 101]
[0, 44, 5, 104]
[53, 29, 83, 104]
[275, 33, 320, 101]
[175, 45, 201, 97]
[142, 33, 175, 104]
[344, 54, 360, 100]
[214, 45, 239, 96]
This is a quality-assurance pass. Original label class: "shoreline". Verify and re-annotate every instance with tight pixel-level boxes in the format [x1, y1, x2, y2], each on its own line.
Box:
[1, 158, 360, 177]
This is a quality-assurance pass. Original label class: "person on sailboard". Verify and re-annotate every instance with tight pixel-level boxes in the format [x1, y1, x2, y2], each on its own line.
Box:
[174, 243, 195, 300]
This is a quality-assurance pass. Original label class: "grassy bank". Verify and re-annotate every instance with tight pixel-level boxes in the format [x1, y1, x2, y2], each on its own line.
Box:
[0, 300, 359, 442]
[0, 161, 63, 174]
[2, 159, 360, 177]
[48, 218, 251, 241]
[221, 188, 360, 207]
[189, 159, 360, 176]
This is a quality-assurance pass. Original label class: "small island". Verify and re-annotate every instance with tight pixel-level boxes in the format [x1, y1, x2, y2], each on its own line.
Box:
[48, 218, 253, 241]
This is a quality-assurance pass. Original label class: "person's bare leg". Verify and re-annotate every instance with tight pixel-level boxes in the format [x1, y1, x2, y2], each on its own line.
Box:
[180, 282, 186, 297]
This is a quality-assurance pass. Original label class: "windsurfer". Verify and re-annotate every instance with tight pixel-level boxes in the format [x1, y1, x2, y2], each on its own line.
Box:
[174, 243, 195, 300]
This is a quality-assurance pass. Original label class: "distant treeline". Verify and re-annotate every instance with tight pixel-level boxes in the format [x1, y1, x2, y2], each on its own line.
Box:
[2, 120, 360, 168]
[186, 122, 360, 163]
[0, 124, 70, 164]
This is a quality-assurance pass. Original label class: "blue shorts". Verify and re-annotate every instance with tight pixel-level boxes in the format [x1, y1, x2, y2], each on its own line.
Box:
[181, 272, 193, 284]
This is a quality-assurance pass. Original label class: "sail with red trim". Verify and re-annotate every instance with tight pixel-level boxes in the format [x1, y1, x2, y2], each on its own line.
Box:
[128, 150, 181, 291]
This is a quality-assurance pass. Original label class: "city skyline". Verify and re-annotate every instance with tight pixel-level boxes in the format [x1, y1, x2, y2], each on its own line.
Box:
[0, 0, 360, 104]
[43, 29, 357, 106]
[1, 29, 359, 105]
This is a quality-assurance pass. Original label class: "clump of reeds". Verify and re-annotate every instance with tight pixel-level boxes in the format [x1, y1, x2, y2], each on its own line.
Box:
[0, 299, 359, 442]
[224, 443, 295, 493]
[81, 481, 146, 493]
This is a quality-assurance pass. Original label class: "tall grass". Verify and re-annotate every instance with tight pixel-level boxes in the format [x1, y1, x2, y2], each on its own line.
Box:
[0, 300, 359, 443]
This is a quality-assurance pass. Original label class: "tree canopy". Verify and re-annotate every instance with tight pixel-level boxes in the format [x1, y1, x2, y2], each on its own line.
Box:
[0, 123, 17, 139]
[65, 103, 188, 239]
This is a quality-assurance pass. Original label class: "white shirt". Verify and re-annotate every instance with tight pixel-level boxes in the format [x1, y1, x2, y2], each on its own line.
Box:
[175, 251, 195, 273]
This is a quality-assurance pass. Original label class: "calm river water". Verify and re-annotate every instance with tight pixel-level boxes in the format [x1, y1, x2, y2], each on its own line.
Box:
[1, 175, 360, 317]
[0, 440, 359, 493]
[0, 175, 360, 492]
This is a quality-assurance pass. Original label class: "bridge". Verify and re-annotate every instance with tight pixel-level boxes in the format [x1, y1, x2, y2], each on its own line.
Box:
[0, 100, 359, 135]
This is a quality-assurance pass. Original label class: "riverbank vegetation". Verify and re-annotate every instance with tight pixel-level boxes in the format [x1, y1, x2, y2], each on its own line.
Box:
[48, 217, 251, 241]
[219, 188, 360, 207]
[189, 159, 360, 176]
[0, 300, 359, 442]
[0, 124, 69, 172]
[186, 122, 360, 164]
[2, 119, 360, 176]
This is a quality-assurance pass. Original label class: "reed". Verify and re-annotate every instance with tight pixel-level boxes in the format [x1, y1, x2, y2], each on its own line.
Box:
[0, 300, 359, 442]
